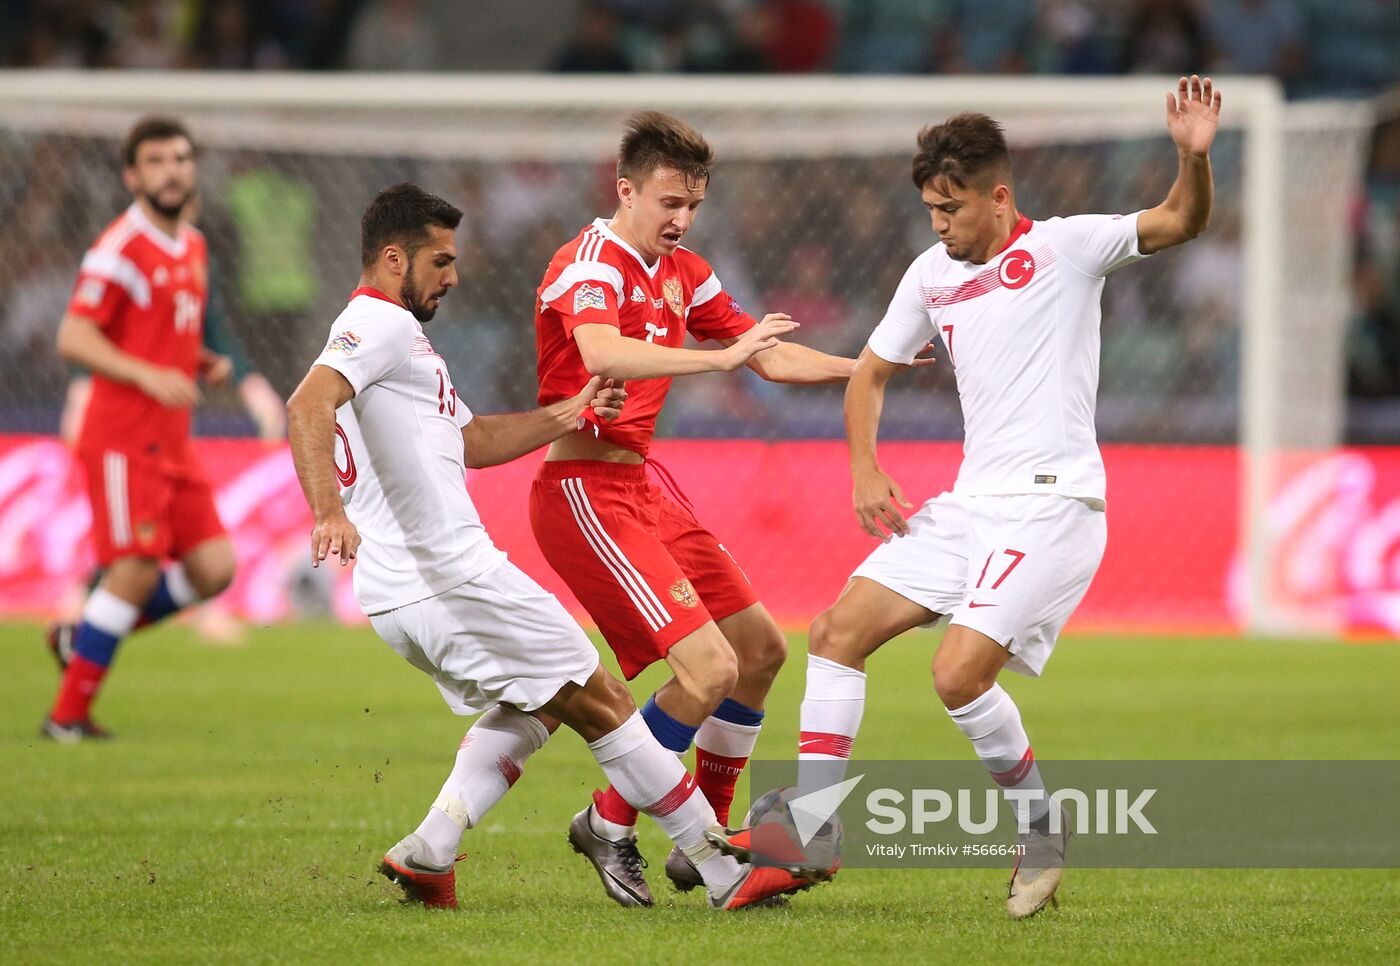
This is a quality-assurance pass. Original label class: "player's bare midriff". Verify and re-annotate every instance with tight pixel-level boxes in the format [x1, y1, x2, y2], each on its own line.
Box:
[545, 430, 644, 464]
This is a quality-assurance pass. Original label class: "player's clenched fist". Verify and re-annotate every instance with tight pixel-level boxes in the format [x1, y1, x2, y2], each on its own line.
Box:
[310, 512, 361, 567]
[573, 376, 628, 424]
[722, 313, 799, 370]
[852, 465, 913, 542]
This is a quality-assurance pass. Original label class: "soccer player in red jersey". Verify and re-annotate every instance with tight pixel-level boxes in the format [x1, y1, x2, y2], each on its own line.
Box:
[532, 112, 857, 905]
[41, 117, 236, 742]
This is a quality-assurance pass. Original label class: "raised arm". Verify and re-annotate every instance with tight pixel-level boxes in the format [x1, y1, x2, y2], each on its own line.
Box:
[573, 313, 797, 381]
[463, 377, 626, 469]
[56, 312, 199, 408]
[286, 365, 359, 567]
[1137, 75, 1221, 255]
[846, 346, 914, 541]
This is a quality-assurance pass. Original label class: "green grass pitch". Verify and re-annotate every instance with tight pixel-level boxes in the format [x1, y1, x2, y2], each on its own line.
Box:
[2, 621, 1397, 964]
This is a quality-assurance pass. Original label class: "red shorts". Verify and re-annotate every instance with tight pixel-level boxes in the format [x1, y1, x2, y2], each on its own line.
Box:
[530, 460, 758, 679]
[77, 445, 226, 566]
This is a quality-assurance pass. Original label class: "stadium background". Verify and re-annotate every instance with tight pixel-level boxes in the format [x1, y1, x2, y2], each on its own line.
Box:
[2, 3, 1399, 963]
[2, 0, 1398, 639]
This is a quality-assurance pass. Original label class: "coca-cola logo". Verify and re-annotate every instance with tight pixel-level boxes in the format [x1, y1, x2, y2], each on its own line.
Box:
[1229, 453, 1400, 633]
[0, 438, 362, 624]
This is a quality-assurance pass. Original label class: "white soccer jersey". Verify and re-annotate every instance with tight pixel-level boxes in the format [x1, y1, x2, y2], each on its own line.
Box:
[312, 288, 505, 614]
[868, 213, 1148, 503]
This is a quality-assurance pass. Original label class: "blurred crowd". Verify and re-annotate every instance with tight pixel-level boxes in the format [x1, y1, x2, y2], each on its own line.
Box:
[0, 122, 1261, 444]
[2, 0, 1396, 99]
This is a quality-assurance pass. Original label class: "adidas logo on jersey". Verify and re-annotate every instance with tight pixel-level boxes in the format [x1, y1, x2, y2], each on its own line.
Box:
[630, 285, 648, 303]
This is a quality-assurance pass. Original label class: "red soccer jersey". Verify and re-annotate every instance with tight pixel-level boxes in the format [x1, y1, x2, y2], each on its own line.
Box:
[68, 204, 208, 462]
[535, 218, 755, 457]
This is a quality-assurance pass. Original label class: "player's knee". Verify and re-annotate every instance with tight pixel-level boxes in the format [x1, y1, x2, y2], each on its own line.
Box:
[559, 670, 636, 740]
[190, 566, 234, 600]
[104, 557, 163, 603]
[931, 655, 994, 711]
[736, 623, 787, 683]
[809, 607, 862, 663]
[186, 545, 236, 599]
[586, 673, 637, 732]
[687, 651, 739, 709]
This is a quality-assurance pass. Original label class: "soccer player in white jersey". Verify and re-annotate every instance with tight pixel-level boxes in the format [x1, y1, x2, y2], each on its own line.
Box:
[786, 77, 1222, 918]
[286, 183, 823, 911]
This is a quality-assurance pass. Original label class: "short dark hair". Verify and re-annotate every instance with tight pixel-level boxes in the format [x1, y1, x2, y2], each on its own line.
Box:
[617, 111, 714, 187]
[122, 116, 194, 167]
[911, 112, 1013, 194]
[360, 183, 462, 267]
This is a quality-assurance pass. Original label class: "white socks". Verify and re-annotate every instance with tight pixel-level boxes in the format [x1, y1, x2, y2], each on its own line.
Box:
[796, 654, 866, 794]
[947, 683, 1049, 826]
[83, 587, 141, 637]
[413, 704, 551, 867]
[588, 712, 743, 889]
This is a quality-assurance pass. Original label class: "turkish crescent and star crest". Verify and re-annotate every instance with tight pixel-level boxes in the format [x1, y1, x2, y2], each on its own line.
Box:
[998, 250, 1036, 289]
[662, 276, 684, 316]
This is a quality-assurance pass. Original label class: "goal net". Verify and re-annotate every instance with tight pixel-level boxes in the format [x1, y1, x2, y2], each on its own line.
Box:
[0, 72, 1376, 633]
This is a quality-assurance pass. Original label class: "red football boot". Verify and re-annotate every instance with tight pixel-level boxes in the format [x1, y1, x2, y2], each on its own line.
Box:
[379, 835, 463, 910]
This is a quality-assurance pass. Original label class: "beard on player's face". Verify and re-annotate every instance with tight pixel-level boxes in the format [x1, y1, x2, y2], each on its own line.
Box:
[401, 261, 448, 323]
[129, 138, 196, 222]
[140, 182, 194, 221]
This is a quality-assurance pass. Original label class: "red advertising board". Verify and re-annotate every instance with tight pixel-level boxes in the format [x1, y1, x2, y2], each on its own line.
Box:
[1, 435, 1396, 636]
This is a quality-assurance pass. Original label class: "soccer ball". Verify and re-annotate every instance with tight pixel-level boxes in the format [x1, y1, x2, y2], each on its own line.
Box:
[741, 785, 843, 874]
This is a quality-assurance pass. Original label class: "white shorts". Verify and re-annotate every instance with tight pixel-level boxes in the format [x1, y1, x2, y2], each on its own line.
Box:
[369, 559, 599, 715]
[852, 492, 1106, 677]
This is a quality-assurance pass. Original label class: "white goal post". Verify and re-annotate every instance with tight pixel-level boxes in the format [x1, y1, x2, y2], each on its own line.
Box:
[0, 71, 1374, 634]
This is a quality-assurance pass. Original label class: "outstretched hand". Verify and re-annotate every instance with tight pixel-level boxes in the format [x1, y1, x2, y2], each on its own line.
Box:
[1166, 75, 1221, 158]
[724, 313, 799, 370]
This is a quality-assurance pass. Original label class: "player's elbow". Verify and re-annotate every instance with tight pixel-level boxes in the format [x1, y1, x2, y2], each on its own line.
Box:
[1172, 207, 1207, 243]
[461, 422, 497, 470]
[463, 440, 489, 470]
[578, 344, 618, 380]
[1146, 206, 1208, 253]
[1185, 210, 1209, 240]
[54, 318, 83, 362]
[284, 385, 321, 426]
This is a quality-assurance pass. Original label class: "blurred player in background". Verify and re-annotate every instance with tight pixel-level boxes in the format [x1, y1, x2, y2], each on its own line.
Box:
[58, 191, 285, 448]
[286, 182, 821, 910]
[41, 117, 237, 743]
[531, 112, 857, 906]
[783, 77, 1222, 918]
[51, 190, 285, 644]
